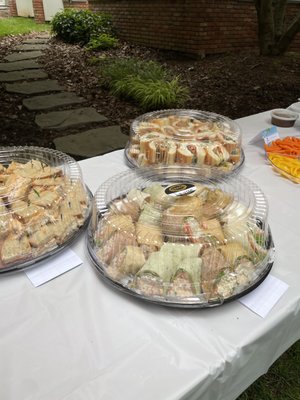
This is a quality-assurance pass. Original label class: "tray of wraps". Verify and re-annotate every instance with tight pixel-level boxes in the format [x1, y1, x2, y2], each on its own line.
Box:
[87, 166, 274, 308]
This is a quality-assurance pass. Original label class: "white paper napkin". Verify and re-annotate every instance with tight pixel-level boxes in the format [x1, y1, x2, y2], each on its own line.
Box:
[239, 275, 289, 318]
[25, 248, 83, 287]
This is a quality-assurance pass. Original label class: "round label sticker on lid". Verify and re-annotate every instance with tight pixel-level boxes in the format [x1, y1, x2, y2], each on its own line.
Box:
[165, 183, 196, 197]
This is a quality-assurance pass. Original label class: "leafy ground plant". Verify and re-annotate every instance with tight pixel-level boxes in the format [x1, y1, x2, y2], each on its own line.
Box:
[86, 33, 118, 51]
[99, 57, 189, 110]
[0, 17, 50, 37]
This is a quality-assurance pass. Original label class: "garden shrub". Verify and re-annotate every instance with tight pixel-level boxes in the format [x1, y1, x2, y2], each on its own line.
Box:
[86, 34, 119, 51]
[100, 58, 167, 85]
[51, 9, 114, 45]
[99, 57, 189, 110]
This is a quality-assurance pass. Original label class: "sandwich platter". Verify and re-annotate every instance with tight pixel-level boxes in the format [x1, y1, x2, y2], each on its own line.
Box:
[0, 146, 92, 274]
[87, 167, 275, 308]
[125, 109, 244, 177]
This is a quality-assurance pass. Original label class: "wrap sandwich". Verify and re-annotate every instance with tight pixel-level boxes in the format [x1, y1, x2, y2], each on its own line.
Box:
[205, 144, 230, 166]
[135, 243, 202, 297]
[107, 245, 146, 280]
[167, 257, 202, 297]
[143, 184, 176, 209]
[146, 140, 177, 165]
[135, 251, 175, 296]
[183, 216, 226, 246]
[96, 214, 135, 244]
[218, 241, 252, 267]
[162, 196, 203, 237]
[200, 247, 228, 298]
[96, 230, 137, 265]
[136, 222, 163, 248]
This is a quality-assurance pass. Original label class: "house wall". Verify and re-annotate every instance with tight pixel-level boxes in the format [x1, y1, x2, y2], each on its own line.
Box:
[7, 0, 87, 21]
[9, 0, 18, 16]
[32, 0, 45, 22]
[0, 1, 10, 18]
[8, 0, 44, 20]
[63, 0, 88, 9]
[88, 0, 300, 55]
[6, 0, 300, 55]
[15, 0, 34, 17]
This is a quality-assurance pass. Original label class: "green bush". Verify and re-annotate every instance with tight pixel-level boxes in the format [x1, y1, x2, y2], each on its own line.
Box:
[51, 9, 114, 45]
[99, 57, 189, 110]
[86, 34, 119, 51]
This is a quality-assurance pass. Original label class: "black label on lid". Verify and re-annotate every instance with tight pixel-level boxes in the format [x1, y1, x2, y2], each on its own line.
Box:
[165, 183, 196, 197]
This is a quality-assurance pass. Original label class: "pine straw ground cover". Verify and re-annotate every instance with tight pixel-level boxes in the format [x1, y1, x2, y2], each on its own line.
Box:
[0, 32, 300, 399]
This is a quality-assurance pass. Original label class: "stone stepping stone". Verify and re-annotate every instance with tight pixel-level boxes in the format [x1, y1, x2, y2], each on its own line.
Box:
[4, 51, 43, 62]
[15, 44, 48, 51]
[35, 33, 51, 38]
[0, 69, 47, 82]
[23, 92, 85, 111]
[6, 80, 64, 95]
[54, 126, 128, 158]
[35, 107, 108, 130]
[23, 38, 49, 44]
[0, 60, 40, 72]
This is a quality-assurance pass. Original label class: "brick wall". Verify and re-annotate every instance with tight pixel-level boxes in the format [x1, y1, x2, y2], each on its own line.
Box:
[286, 4, 300, 51]
[63, 1, 89, 9]
[88, 0, 300, 55]
[32, 0, 45, 22]
[8, 0, 17, 17]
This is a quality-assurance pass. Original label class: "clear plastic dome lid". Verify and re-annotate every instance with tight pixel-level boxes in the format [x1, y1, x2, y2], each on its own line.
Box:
[0, 146, 91, 272]
[125, 109, 244, 176]
[87, 167, 274, 307]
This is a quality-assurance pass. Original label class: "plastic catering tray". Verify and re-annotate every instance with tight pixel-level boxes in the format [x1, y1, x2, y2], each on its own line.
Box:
[0, 146, 92, 274]
[125, 109, 244, 178]
[87, 166, 275, 308]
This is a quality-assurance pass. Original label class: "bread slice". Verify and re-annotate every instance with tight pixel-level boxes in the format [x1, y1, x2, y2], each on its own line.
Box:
[5, 175, 31, 203]
[28, 224, 57, 248]
[17, 160, 61, 179]
[28, 188, 63, 208]
[1, 234, 32, 265]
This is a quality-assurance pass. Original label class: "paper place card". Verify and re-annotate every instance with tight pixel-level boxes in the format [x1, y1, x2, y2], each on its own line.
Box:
[25, 248, 83, 287]
[239, 275, 289, 318]
[249, 126, 280, 145]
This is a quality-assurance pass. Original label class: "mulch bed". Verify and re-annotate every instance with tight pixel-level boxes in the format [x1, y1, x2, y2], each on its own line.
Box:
[0, 33, 299, 148]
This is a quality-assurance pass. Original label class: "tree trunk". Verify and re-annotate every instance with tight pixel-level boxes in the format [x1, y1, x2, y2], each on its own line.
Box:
[254, 0, 300, 56]
[275, 10, 300, 55]
[255, 0, 275, 55]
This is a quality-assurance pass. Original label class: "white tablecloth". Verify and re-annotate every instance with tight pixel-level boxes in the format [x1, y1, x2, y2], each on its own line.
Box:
[1, 111, 300, 400]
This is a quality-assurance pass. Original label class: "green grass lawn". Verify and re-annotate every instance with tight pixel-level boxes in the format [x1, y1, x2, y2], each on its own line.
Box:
[237, 339, 300, 399]
[0, 17, 50, 37]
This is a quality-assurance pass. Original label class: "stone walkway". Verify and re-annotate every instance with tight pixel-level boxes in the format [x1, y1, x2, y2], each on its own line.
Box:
[0, 34, 127, 158]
